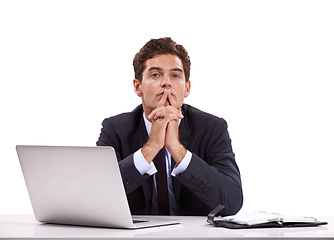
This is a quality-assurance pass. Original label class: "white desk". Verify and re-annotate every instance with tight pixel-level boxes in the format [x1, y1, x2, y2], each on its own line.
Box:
[0, 215, 333, 239]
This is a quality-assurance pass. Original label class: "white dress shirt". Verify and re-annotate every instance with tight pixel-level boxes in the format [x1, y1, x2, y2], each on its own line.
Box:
[133, 112, 192, 215]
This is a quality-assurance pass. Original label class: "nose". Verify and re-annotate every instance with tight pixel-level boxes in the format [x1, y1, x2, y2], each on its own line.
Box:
[161, 76, 171, 88]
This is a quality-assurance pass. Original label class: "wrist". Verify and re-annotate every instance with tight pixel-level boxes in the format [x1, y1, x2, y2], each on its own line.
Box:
[167, 143, 187, 165]
[141, 142, 161, 163]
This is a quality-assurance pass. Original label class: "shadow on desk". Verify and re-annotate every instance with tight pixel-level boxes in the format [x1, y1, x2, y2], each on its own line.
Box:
[34, 222, 183, 238]
[33, 220, 330, 239]
[207, 225, 329, 238]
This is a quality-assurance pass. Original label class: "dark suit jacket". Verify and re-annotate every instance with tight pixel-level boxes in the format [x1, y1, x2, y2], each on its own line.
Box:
[96, 104, 243, 216]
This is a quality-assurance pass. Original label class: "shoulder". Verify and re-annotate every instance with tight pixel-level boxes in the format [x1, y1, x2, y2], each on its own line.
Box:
[101, 105, 143, 131]
[182, 104, 227, 126]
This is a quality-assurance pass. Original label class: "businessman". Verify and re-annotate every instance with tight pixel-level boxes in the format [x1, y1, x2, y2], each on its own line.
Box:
[97, 37, 243, 216]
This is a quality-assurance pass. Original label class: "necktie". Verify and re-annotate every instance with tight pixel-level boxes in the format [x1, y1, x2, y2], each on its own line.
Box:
[153, 147, 170, 215]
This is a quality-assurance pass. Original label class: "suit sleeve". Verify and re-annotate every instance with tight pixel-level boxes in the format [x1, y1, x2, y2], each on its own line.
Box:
[175, 118, 243, 216]
[96, 118, 150, 194]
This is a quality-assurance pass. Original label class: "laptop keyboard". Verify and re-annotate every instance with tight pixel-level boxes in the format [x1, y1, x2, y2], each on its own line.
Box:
[133, 219, 149, 224]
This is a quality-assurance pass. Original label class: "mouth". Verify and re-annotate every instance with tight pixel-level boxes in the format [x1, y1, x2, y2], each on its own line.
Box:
[155, 88, 176, 96]
[155, 89, 175, 106]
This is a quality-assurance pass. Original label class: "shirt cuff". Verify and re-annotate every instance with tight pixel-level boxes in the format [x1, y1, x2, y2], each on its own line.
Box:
[133, 148, 157, 175]
[171, 150, 192, 177]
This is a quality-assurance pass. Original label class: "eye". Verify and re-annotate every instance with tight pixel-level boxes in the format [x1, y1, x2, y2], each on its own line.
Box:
[172, 74, 180, 78]
[151, 73, 161, 78]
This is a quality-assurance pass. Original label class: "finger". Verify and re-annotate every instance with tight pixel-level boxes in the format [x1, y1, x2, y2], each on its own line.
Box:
[148, 104, 184, 121]
[165, 105, 184, 119]
[147, 107, 163, 120]
[166, 90, 177, 108]
[152, 109, 169, 120]
[157, 90, 168, 108]
[154, 109, 183, 121]
[158, 109, 183, 120]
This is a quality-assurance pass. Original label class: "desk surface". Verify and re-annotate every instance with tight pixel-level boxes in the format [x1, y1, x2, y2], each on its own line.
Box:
[0, 215, 333, 240]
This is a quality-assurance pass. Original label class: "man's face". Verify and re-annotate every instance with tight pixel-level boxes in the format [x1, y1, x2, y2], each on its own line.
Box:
[134, 54, 191, 116]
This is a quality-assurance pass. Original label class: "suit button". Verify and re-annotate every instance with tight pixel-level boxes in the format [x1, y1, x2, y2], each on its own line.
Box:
[200, 184, 205, 189]
[203, 188, 208, 192]
[191, 177, 196, 183]
[124, 177, 132, 186]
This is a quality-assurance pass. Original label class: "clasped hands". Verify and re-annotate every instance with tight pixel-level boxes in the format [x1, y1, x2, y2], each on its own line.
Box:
[142, 89, 186, 165]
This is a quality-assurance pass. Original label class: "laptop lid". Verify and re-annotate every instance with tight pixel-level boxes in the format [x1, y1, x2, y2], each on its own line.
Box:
[16, 145, 179, 229]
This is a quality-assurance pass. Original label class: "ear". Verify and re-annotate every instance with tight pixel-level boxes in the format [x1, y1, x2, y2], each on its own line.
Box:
[133, 79, 143, 97]
[184, 80, 191, 98]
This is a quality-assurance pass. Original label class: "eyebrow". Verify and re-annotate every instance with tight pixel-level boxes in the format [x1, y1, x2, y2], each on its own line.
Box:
[170, 68, 184, 73]
[147, 67, 163, 72]
[147, 67, 184, 72]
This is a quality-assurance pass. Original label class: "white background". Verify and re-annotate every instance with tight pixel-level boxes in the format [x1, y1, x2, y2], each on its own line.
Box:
[1, 0, 333, 217]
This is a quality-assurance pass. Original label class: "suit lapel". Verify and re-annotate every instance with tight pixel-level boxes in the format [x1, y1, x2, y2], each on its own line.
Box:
[130, 115, 148, 152]
[179, 115, 192, 150]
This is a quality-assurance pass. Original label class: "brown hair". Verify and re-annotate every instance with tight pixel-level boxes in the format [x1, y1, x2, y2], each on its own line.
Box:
[133, 37, 191, 82]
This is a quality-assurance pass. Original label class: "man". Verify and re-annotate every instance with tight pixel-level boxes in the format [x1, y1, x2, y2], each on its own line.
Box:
[97, 37, 243, 216]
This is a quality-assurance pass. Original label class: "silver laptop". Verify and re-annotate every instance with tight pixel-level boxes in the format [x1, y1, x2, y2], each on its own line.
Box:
[16, 145, 179, 229]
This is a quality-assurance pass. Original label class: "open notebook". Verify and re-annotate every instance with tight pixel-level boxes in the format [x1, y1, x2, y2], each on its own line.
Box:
[208, 205, 327, 229]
